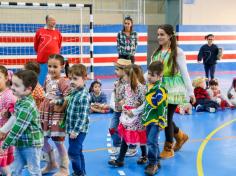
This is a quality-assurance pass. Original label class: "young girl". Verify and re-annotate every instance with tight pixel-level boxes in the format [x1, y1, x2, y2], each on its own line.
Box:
[39, 54, 70, 176]
[109, 59, 131, 156]
[0, 66, 16, 176]
[89, 80, 110, 113]
[152, 24, 196, 159]
[228, 78, 236, 107]
[108, 65, 146, 167]
[208, 79, 232, 110]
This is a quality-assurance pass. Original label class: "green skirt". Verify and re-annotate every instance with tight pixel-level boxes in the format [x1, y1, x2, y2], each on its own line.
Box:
[163, 75, 187, 105]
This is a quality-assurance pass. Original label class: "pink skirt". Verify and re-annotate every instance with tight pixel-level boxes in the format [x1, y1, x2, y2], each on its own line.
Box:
[0, 118, 14, 166]
[118, 123, 147, 145]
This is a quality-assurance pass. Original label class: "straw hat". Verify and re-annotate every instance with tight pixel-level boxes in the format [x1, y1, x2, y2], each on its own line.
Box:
[192, 77, 208, 88]
[114, 58, 132, 68]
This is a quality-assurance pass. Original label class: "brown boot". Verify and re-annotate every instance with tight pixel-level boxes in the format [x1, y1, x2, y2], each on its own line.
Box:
[160, 142, 174, 159]
[144, 164, 159, 175]
[174, 129, 189, 152]
[53, 155, 69, 176]
[42, 149, 58, 174]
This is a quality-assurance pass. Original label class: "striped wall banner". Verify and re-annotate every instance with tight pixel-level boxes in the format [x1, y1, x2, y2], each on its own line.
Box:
[0, 24, 147, 69]
[176, 25, 236, 63]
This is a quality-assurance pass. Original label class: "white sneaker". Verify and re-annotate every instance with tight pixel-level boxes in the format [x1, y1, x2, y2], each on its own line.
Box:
[208, 107, 216, 113]
[126, 148, 138, 157]
[109, 147, 120, 156]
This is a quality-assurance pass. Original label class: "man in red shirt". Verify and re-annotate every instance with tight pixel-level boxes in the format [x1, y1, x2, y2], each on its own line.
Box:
[34, 15, 62, 85]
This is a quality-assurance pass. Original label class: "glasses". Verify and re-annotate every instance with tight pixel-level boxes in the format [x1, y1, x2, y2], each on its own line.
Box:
[208, 39, 213, 41]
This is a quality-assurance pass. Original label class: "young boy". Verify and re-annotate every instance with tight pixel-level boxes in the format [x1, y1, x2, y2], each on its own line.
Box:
[1, 70, 43, 176]
[128, 61, 168, 175]
[66, 64, 90, 176]
[24, 61, 45, 109]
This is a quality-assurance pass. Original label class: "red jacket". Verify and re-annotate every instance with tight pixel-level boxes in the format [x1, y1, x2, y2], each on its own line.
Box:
[34, 28, 62, 63]
[194, 87, 210, 100]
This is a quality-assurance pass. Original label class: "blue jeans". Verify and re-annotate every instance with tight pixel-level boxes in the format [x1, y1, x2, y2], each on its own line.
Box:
[39, 63, 48, 86]
[68, 132, 87, 176]
[109, 111, 121, 147]
[11, 147, 42, 176]
[146, 123, 160, 165]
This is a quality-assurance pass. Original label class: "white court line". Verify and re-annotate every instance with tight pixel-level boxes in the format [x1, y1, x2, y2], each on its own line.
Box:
[118, 170, 126, 176]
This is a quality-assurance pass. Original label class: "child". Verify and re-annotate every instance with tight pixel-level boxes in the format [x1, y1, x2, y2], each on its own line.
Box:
[0, 66, 16, 176]
[208, 79, 232, 110]
[24, 61, 45, 109]
[89, 80, 110, 113]
[1, 70, 43, 176]
[66, 64, 90, 176]
[142, 61, 168, 175]
[126, 61, 167, 175]
[39, 54, 70, 175]
[192, 77, 219, 112]
[175, 102, 192, 115]
[109, 58, 131, 156]
[228, 78, 236, 106]
[108, 64, 146, 167]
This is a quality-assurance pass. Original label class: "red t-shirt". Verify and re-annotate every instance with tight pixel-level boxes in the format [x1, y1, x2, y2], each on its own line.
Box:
[34, 28, 62, 63]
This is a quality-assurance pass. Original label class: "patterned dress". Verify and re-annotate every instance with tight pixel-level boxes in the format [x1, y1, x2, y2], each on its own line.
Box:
[118, 83, 146, 145]
[0, 88, 16, 166]
[39, 76, 70, 138]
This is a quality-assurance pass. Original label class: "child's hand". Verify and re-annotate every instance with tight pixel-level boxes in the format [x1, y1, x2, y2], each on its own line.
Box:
[70, 131, 78, 139]
[0, 131, 6, 140]
[134, 101, 141, 108]
[216, 94, 221, 98]
[190, 95, 196, 105]
[54, 105, 66, 113]
[49, 100, 56, 104]
[0, 109, 8, 118]
[118, 99, 125, 107]
[124, 110, 134, 117]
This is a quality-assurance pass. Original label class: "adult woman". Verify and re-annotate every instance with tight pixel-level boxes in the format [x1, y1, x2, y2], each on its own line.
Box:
[117, 16, 138, 63]
[152, 24, 196, 159]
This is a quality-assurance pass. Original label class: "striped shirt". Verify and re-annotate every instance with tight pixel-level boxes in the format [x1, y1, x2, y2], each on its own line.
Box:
[65, 87, 90, 134]
[2, 95, 43, 149]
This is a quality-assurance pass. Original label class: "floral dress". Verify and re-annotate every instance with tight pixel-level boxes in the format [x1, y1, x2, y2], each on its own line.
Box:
[0, 88, 16, 166]
[118, 83, 146, 145]
[40, 76, 70, 138]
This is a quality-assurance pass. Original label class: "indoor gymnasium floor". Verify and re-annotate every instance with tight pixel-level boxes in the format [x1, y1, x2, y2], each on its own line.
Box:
[21, 72, 236, 176]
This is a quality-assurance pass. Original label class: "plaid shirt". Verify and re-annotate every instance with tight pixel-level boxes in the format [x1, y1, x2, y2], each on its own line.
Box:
[65, 87, 90, 134]
[117, 31, 138, 56]
[194, 87, 210, 100]
[2, 95, 43, 149]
